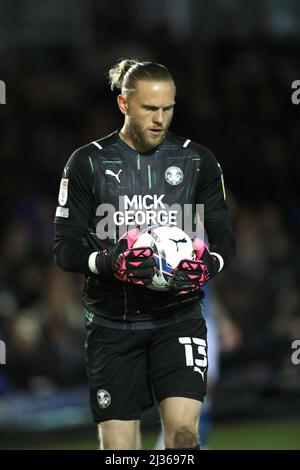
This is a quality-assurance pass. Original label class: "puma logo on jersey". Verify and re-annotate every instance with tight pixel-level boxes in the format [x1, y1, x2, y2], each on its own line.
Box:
[105, 169, 122, 183]
[193, 366, 206, 381]
[169, 238, 187, 252]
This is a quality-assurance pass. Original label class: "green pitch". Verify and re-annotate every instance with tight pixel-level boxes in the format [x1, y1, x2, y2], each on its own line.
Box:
[210, 420, 300, 450]
[57, 419, 300, 450]
[0, 421, 300, 450]
[2, 419, 299, 450]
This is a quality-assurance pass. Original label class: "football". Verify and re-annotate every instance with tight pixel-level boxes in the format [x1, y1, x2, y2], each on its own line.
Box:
[133, 225, 195, 291]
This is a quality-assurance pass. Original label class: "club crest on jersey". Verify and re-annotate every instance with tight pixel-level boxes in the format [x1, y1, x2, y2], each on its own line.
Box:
[97, 389, 111, 409]
[165, 166, 183, 186]
[58, 178, 69, 206]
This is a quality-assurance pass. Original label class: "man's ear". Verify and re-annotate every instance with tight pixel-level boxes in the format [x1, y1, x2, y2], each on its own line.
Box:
[117, 94, 128, 115]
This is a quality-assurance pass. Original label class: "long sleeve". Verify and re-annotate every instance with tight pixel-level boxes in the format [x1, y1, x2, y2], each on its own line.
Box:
[196, 145, 236, 269]
[53, 147, 95, 274]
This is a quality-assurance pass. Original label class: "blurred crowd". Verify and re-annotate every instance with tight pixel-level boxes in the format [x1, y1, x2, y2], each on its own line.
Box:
[0, 4, 299, 418]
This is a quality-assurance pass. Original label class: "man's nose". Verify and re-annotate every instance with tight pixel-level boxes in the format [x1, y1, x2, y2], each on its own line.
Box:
[153, 109, 163, 125]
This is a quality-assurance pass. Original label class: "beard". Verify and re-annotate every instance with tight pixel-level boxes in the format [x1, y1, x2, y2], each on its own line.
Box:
[128, 118, 171, 152]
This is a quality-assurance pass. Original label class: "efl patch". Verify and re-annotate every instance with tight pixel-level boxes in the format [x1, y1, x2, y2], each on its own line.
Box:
[58, 178, 69, 206]
[165, 166, 183, 186]
[97, 389, 111, 409]
[55, 206, 69, 218]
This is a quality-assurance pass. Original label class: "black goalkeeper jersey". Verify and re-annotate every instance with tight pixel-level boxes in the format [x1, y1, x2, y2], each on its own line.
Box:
[54, 130, 235, 328]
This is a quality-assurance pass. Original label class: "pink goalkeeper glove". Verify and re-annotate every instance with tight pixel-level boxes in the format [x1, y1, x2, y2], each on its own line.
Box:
[95, 228, 155, 286]
[171, 238, 221, 294]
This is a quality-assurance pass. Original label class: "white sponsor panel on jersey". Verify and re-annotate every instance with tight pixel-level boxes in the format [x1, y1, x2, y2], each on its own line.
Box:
[124, 194, 165, 210]
[56, 206, 69, 218]
[58, 178, 69, 206]
[95, 195, 205, 240]
[115, 194, 177, 227]
[114, 209, 177, 226]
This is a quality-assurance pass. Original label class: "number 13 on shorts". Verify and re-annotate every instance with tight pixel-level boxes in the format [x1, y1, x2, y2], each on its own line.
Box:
[178, 337, 208, 368]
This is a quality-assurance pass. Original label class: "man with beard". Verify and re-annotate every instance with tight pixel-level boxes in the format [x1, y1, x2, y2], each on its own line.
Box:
[53, 59, 235, 450]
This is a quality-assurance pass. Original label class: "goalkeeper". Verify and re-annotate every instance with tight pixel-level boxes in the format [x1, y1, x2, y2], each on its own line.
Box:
[53, 59, 235, 450]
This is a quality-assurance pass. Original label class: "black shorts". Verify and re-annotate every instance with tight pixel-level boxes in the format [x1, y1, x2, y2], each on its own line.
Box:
[85, 312, 207, 423]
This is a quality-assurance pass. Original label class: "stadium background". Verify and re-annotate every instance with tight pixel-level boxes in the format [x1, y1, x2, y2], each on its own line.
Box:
[0, 0, 299, 450]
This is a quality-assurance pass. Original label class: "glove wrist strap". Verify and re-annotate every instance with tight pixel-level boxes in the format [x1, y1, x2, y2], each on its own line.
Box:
[210, 252, 224, 273]
[88, 252, 99, 274]
[94, 251, 112, 275]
